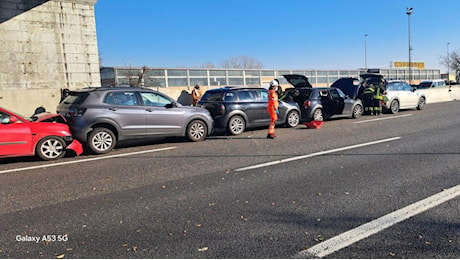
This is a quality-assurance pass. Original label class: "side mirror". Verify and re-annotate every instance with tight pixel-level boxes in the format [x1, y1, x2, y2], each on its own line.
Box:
[165, 102, 178, 109]
[9, 116, 18, 124]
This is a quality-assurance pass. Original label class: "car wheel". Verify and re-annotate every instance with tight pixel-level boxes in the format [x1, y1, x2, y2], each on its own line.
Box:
[87, 127, 116, 154]
[352, 104, 363, 119]
[227, 115, 245, 135]
[312, 109, 324, 121]
[186, 120, 207, 142]
[390, 99, 399, 114]
[36, 136, 66, 160]
[417, 97, 426, 110]
[285, 110, 300, 127]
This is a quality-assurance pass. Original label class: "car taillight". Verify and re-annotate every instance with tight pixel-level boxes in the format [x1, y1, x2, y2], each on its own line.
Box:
[218, 104, 225, 115]
[303, 100, 311, 108]
[69, 107, 86, 117]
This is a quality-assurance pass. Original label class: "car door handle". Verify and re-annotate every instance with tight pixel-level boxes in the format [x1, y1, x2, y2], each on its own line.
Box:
[108, 107, 118, 111]
[145, 108, 154, 112]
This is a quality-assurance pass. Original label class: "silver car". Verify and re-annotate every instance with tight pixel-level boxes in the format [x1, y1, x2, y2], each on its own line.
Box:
[57, 87, 214, 154]
[383, 80, 426, 113]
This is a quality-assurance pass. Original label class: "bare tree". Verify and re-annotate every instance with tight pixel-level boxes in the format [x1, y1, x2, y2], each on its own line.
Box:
[128, 66, 149, 87]
[220, 55, 263, 69]
[199, 62, 216, 68]
[440, 50, 460, 82]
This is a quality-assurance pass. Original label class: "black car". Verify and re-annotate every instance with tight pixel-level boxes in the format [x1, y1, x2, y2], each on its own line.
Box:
[282, 74, 363, 122]
[198, 87, 300, 135]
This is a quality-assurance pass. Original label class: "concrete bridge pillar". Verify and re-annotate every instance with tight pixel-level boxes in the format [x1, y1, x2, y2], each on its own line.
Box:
[0, 0, 100, 115]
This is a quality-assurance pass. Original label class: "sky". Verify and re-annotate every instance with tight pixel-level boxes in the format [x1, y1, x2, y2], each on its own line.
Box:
[94, 0, 460, 72]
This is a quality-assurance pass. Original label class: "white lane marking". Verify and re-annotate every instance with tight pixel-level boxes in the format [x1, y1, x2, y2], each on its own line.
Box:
[294, 184, 460, 258]
[235, 137, 401, 172]
[0, 146, 176, 174]
[354, 114, 413, 123]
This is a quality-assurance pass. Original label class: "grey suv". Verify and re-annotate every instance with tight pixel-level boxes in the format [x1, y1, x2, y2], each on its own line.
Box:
[198, 87, 300, 135]
[57, 87, 214, 154]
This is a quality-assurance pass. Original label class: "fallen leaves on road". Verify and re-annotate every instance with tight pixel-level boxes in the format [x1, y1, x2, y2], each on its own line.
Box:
[198, 247, 208, 252]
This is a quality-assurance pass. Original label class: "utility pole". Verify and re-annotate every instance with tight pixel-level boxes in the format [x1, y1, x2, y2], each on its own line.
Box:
[364, 34, 368, 69]
[447, 42, 451, 87]
[406, 7, 413, 85]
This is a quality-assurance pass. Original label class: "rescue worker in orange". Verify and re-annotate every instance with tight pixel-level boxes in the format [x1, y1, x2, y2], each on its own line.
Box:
[267, 80, 280, 139]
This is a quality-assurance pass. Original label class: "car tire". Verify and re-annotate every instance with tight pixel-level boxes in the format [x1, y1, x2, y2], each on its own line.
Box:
[227, 115, 245, 135]
[312, 109, 324, 121]
[186, 120, 207, 142]
[390, 99, 399, 114]
[285, 110, 300, 127]
[417, 97, 426, 110]
[36, 136, 66, 160]
[352, 104, 363, 119]
[87, 127, 116, 154]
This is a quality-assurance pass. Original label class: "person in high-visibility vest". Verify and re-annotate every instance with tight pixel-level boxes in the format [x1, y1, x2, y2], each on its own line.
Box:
[267, 80, 279, 139]
[362, 82, 375, 115]
[372, 81, 385, 115]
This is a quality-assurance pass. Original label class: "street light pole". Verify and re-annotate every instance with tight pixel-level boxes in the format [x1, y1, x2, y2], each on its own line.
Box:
[406, 7, 413, 85]
[447, 42, 451, 87]
[364, 34, 368, 69]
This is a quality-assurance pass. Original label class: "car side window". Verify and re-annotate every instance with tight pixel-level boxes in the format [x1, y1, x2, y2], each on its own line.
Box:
[330, 89, 341, 99]
[237, 91, 255, 101]
[336, 89, 346, 99]
[260, 90, 268, 102]
[104, 91, 138, 106]
[395, 83, 403, 91]
[252, 90, 261, 101]
[140, 92, 172, 107]
[224, 92, 236, 102]
[402, 83, 412, 91]
[0, 112, 11, 124]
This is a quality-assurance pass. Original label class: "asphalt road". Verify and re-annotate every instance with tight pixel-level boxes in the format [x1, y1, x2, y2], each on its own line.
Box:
[0, 101, 459, 258]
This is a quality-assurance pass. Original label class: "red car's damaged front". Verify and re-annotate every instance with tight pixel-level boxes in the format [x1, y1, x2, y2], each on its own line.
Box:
[0, 107, 83, 160]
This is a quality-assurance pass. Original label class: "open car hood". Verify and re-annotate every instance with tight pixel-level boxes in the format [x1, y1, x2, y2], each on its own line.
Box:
[360, 73, 387, 91]
[283, 74, 313, 88]
[360, 73, 385, 84]
[330, 77, 361, 99]
[32, 112, 67, 123]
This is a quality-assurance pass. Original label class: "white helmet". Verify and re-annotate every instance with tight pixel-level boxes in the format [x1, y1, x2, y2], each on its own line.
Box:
[269, 80, 279, 87]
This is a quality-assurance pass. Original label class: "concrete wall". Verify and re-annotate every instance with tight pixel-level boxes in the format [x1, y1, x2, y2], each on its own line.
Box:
[0, 0, 100, 115]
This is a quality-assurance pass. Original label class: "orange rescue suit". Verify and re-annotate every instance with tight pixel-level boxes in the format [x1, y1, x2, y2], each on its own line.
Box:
[267, 89, 279, 135]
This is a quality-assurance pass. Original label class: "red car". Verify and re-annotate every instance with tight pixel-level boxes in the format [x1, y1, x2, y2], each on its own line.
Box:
[0, 107, 83, 160]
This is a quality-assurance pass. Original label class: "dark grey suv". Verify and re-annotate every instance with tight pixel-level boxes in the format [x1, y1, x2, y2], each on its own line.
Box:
[198, 87, 300, 135]
[57, 87, 214, 154]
